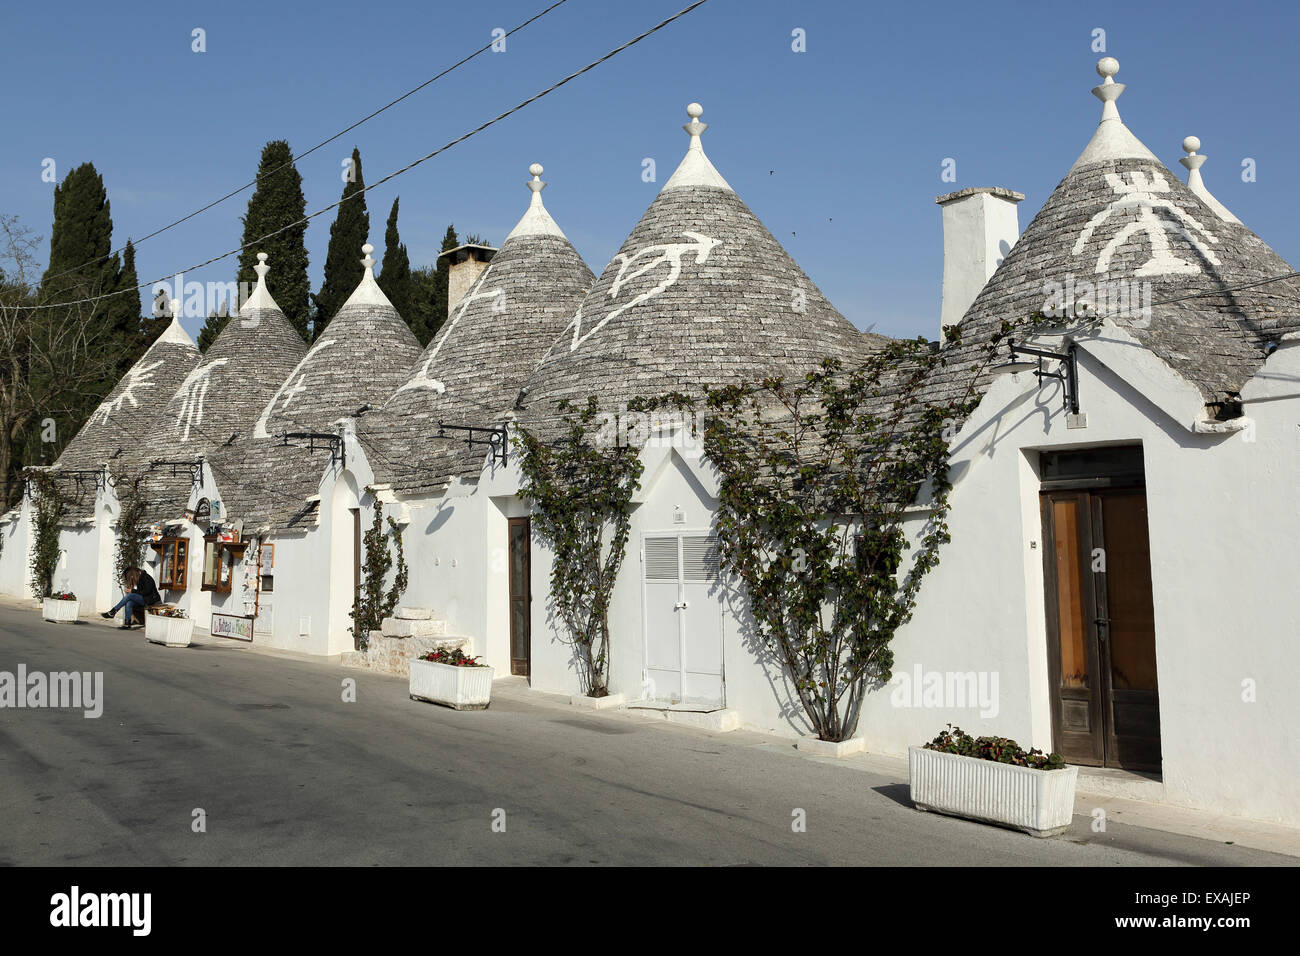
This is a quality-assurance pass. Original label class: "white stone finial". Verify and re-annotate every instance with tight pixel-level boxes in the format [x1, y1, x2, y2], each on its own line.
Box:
[169, 297, 182, 320]
[506, 161, 565, 240]
[663, 101, 732, 192]
[361, 242, 376, 276]
[683, 102, 707, 141]
[241, 250, 280, 313]
[1091, 57, 1126, 121]
[1179, 137, 1242, 224]
[1071, 57, 1158, 170]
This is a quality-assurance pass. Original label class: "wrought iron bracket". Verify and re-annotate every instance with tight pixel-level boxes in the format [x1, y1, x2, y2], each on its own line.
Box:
[1006, 339, 1080, 416]
[47, 468, 107, 494]
[437, 421, 509, 466]
[279, 432, 345, 470]
[148, 458, 205, 489]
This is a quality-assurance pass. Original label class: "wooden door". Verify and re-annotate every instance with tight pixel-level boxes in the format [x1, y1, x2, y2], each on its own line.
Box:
[508, 517, 531, 677]
[1041, 489, 1161, 771]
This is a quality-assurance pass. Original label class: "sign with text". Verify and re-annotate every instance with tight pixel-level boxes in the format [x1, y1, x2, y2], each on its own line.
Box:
[210, 613, 253, 642]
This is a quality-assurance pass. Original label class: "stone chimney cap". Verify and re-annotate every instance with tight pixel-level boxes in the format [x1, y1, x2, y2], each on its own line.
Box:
[936, 187, 1026, 205]
[437, 244, 497, 266]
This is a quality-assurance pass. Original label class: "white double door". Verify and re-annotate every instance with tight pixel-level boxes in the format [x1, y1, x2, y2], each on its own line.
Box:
[642, 532, 725, 710]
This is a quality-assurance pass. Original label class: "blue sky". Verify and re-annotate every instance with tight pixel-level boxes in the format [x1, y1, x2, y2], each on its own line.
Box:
[2, 0, 1297, 341]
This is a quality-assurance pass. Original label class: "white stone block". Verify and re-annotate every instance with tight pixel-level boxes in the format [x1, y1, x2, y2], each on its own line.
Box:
[394, 606, 432, 620]
[570, 693, 626, 711]
[796, 737, 865, 758]
[380, 617, 447, 638]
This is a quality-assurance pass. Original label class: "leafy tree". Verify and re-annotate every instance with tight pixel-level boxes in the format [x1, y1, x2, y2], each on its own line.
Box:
[1, 215, 119, 491]
[518, 398, 643, 697]
[313, 146, 368, 338]
[236, 141, 311, 341]
[425, 223, 460, 344]
[377, 197, 415, 326]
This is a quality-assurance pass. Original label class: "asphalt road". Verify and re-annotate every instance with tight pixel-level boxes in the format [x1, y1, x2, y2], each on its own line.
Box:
[0, 604, 1291, 866]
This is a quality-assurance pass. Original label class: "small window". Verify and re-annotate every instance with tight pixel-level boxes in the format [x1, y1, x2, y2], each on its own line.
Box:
[152, 537, 189, 592]
[202, 534, 246, 594]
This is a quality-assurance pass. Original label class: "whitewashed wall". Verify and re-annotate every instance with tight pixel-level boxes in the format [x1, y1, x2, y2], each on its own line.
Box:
[0, 503, 33, 599]
[522, 347, 1300, 825]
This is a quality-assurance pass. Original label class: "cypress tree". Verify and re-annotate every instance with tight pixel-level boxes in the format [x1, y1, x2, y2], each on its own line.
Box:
[313, 146, 369, 337]
[110, 239, 154, 365]
[35, 162, 120, 464]
[237, 140, 311, 342]
[42, 162, 116, 301]
[197, 302, 231, 352]
[378, 197, 414, 329]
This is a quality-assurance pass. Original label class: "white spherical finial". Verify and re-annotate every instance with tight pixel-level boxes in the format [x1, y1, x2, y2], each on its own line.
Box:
[362, 243, 374, 256]
[1097, 57, 1119, 80]
[686, 102, 703, 120]
[169, 298, 181, 319]
[529, 163, 544, 177]
[257, 252, 268, 264]
[1182, 135, 1201, 154]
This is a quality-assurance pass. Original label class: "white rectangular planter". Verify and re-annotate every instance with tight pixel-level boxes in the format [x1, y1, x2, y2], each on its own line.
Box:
[41, 599, 80, 624]
[908, 745, 1079, 837]
[145, 614, 194, 648]
[409, 658, 494, 711]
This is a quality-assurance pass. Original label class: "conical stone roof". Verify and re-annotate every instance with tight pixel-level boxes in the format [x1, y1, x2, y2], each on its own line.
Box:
[57, 310, 200, 473]
[215, 244, 423, 531]
[135, 253, 308, 525]
[927, 58, 1300, 412]
[360, 166, 594, 496]
[53, 308, 200, 518]
[518, 104, 869, 432]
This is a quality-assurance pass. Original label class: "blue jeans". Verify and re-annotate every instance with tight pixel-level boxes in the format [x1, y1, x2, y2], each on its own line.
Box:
[109, 592, 146, 625]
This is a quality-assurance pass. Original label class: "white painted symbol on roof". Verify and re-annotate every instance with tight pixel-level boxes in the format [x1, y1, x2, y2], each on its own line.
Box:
[567, 231, 722, 351]
[88, 359, 165, 426]
[251, 339, 337, 438]
[1072, 169, 1220, 276]
[397, 282, 504, 395]
[173, 359, 229, 442]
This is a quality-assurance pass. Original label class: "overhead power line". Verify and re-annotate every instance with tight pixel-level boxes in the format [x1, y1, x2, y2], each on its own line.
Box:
[29, 0, 710, 312]
[37, 0, 573, 288]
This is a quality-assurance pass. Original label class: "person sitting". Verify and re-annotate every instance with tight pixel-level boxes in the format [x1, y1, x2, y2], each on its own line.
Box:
[100, 566, 162, 628]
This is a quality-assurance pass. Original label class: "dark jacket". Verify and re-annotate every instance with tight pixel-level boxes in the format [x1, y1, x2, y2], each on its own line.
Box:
[134, 569, 162, 606]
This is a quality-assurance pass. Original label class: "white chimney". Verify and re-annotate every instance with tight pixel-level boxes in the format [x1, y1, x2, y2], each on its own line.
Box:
[936, 187, 1024, 343]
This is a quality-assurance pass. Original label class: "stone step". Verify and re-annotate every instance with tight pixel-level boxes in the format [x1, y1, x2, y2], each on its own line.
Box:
[394, 606, 432, 621]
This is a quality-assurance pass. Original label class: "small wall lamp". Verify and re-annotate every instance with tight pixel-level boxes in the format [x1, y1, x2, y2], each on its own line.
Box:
[999, 339, 1081, 415]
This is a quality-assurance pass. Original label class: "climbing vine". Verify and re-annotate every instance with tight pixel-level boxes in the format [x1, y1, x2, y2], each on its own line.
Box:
[654, 315, 1046, 740]
[349, 494, 409, 650]
[517, 397, 644, 697]
[112, 472, 148, 588]
[27, 471, 66, 599]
